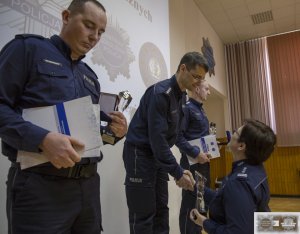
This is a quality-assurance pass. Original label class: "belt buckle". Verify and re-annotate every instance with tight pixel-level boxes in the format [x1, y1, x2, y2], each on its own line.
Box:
[68, 165, 84, 179]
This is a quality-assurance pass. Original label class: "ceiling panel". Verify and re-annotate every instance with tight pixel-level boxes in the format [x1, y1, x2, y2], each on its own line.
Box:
[193, 0, 300, 44]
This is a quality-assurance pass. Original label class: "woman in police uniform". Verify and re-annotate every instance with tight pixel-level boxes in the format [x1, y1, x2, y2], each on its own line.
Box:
[190, 119, 276, 234]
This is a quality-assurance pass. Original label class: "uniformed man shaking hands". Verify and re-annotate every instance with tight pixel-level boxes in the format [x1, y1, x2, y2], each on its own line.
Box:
[123, 52, 209, 234]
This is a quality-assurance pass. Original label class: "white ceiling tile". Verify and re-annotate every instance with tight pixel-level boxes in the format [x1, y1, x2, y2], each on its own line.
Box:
[272, 6, 295, 20]
[196, 0, 224, 12]
[226, 5, 249, 20]
[194, 0, 299, 43]
[273, 17, 295, 29]
[270, 0, 295, 9]
[247, 0, 272, 15]
[296, 4, 300, 14]
[231, 16, 253, 28]
[275, 25, 298, 34]
[208, 13, 230, 25]
[220, 0, 244, 9]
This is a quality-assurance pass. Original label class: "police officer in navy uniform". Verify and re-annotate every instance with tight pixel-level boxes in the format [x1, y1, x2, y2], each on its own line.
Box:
[175, 79, 211, 234]
[123, 52, 209, 234]
[0, 1, 127, 233]
[190, 119, 276, 234]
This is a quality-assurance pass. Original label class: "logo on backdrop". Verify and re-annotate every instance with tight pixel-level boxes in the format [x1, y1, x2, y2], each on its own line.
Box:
[1, 0, 63, 36]
[91, 16, 135, 82]
[201, 37, 216, 77]
[139, 42, 168, 87]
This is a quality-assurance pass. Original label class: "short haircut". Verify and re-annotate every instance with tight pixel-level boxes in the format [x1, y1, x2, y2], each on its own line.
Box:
[67, 0, 106, 15]
[238, 119, 276, 165]
[176, 52, 209, 73]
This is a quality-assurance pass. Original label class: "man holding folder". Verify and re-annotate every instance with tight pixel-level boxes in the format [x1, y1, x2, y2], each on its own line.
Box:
[0, 0, 127, 233]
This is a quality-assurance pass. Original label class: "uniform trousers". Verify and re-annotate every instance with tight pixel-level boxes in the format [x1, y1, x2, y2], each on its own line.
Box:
[6, 165, 102, 234]
[123, 141, 169, 234]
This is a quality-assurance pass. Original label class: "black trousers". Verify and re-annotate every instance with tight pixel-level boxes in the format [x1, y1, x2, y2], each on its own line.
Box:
[179, 155, 210, 234]
[123, 141, 169, 234]
[6, 166, 102, 234]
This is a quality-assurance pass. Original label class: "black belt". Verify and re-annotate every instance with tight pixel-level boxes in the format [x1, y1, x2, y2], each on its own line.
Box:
[20, 163, 97, 179]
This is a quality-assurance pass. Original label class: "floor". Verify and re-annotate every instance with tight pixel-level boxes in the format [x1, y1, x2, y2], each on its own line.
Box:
[269, 196, 300, 212]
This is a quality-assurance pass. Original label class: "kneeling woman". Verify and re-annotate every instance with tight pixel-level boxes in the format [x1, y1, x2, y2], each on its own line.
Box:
[190, 119, 276, 234]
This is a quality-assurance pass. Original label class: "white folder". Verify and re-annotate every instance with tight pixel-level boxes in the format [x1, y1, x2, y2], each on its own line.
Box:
[187, 135, 220, 165]
[17, 96, 102, 169]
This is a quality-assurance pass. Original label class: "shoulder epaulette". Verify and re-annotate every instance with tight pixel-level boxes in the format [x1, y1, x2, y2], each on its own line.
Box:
[15, 34, 45, 40]
[165, 87, 172, 95]
[236, 166, 248, 180]
[83, 63, 98, 79]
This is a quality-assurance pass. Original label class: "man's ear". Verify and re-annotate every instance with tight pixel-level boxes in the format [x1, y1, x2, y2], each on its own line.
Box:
[61, 10, 71, 25]
[238, 142, 246, 151]
[179, 64, 186, 72]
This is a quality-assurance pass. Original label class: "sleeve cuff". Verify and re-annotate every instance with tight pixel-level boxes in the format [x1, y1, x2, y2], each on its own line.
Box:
[22, 125, 49, 152]
[170, 164, 184, 180]
[190, 146, 200, 158]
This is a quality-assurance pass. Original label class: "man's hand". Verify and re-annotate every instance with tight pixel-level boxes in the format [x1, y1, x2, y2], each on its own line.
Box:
[108, 111, 128, 138]
[39, 132, 84, 169]
[176, 170, 195, 191]
[190, 209, 207, 226]
[197, 152, 211, 164]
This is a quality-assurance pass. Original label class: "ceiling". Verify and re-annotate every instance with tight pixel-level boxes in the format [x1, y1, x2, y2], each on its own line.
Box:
[194, 0, 300, 44]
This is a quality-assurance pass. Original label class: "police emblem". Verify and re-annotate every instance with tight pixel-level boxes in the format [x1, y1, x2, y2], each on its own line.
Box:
[139, 42, 168, 87]
[91, 16, 135, 82]
[201, 37, 216, 77]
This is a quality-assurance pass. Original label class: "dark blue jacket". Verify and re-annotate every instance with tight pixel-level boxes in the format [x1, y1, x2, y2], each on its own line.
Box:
[126, 75, 185, 180]
[0, 34, 101, 162]
[203, 160, 270, 234]
[175, 98, 209, 158]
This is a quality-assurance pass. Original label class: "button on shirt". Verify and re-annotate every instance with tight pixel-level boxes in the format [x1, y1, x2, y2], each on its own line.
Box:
[126, 75, 185, 180]
[203, 160, 270, 234]
[0, 35, 101, 162]
[175, 98, 209, 158]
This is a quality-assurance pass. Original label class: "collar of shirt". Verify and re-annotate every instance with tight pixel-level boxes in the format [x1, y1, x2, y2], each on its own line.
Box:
[171, 75, 186, 101]
[231, 159, 247, 172]
[50, 35, 86, 61]
[189, 98, 203, 109]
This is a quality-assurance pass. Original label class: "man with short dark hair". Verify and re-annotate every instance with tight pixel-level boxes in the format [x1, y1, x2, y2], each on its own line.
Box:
[190, 119, 276, 234]
[0, 1, 127, 233]
[123, 52, 209, 234]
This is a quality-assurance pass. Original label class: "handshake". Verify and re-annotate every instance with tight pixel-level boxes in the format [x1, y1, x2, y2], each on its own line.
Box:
[175, 170, 196, 191]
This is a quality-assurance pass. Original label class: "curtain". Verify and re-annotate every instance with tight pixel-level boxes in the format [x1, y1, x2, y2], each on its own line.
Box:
[225, 38, 275, 131]
[267, 31, 300, 146]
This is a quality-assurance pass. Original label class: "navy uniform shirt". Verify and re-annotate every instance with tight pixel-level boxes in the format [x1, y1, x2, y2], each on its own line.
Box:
[203, 160, 270, 234]
[126, 75, 185, 180]
[175, 98, 209, 158]
[0, 34, 101, 162]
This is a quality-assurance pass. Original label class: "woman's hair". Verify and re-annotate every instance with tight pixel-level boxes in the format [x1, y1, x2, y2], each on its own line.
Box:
[238, 119, 276, 164]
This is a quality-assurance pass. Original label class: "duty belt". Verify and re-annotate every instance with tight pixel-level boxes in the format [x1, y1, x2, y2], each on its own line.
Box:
[13, 162, 97, 179]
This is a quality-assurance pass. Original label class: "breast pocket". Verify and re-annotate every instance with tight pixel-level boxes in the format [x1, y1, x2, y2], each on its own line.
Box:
[82, 73, 100, 103]
[37, 60, 75, 100]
